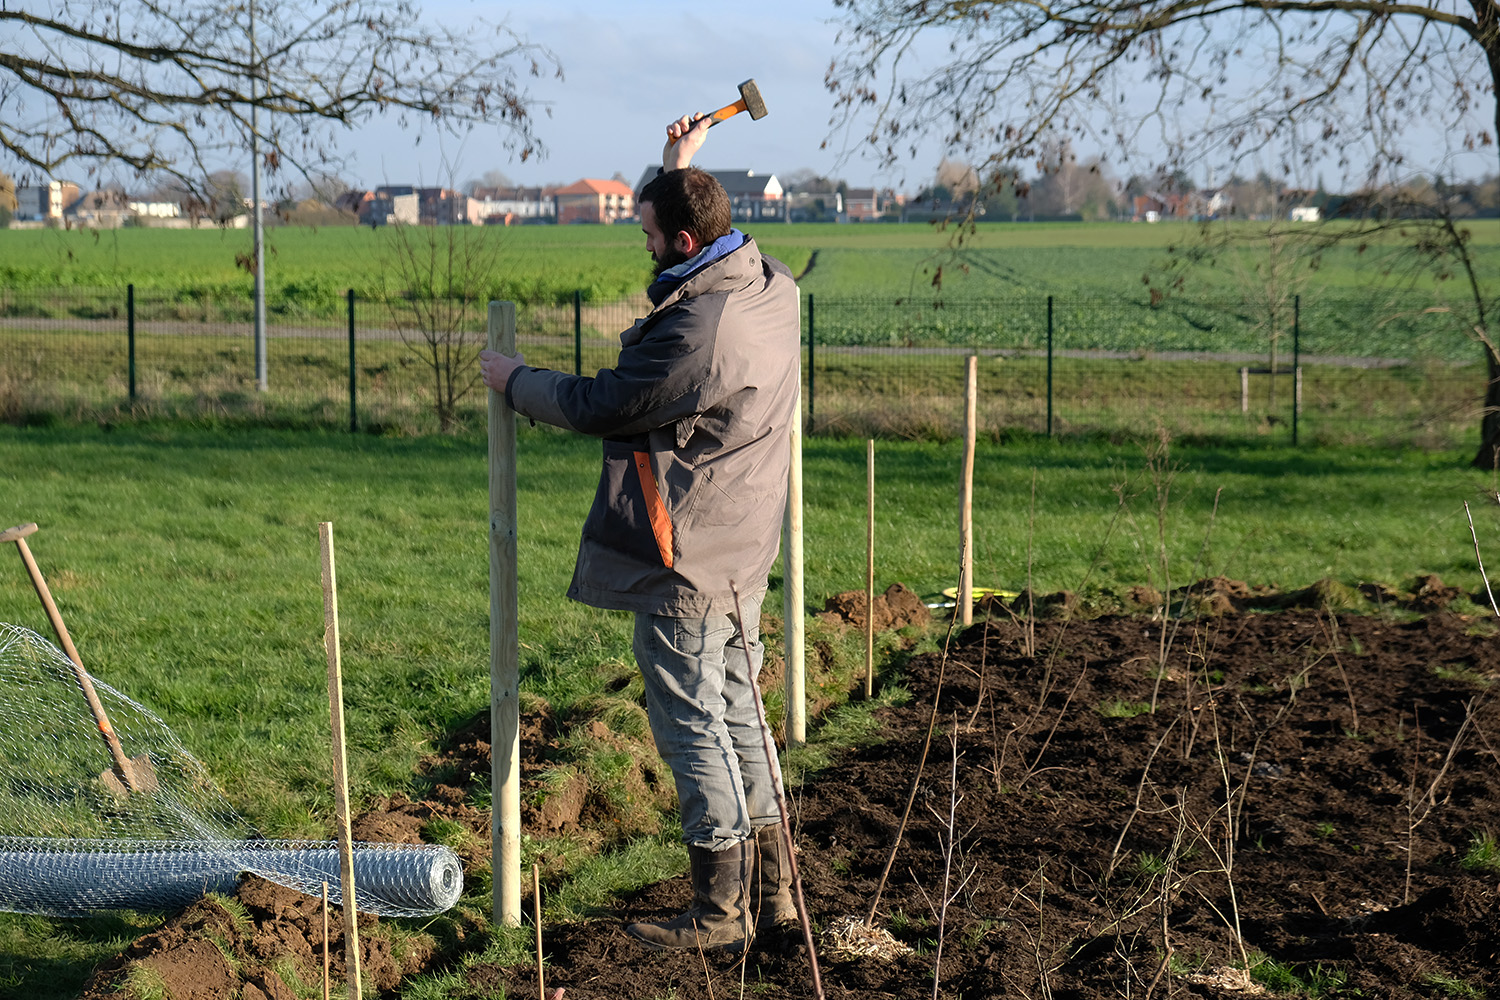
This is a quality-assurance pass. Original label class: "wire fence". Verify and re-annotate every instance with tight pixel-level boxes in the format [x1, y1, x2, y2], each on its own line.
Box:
[0, 285, 1486, 448]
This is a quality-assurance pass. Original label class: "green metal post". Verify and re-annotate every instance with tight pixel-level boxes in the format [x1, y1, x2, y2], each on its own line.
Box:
[1292, 294, 1300, 447]
[127, 284, 136, 403]
[348, 289, 358, 433]
[806, 293, 815, 434]
[1046, 295, 1054, 438]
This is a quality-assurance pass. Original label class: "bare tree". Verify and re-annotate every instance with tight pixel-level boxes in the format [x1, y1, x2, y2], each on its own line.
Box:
[827, 0, 1499, 462]
[1, 0, 557, 196]
[374, 221, 502, 432]
[465, 169, 516, 196]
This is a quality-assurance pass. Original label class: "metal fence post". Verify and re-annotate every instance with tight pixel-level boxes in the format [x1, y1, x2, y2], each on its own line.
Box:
[127, 284, 136, 404]
[1046, 295, 1054, 438]
[1293, 294, 1301, 447]
[347, 289, 357, 433]
[806, 293, 816, 434]
[574, 289, 582, 377]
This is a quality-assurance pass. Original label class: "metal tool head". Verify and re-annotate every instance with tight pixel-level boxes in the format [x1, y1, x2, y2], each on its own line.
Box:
[739, 79, 768, 120]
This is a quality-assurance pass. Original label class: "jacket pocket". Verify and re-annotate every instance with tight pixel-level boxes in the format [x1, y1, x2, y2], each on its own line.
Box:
[690, 466, 783, 527]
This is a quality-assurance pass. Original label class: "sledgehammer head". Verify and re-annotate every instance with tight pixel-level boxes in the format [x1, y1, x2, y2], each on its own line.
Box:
[737, 79, 768, 121]
[707, 78, 768, 127]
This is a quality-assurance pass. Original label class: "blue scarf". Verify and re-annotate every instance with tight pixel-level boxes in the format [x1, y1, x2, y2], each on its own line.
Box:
[649, 228, 748, 295]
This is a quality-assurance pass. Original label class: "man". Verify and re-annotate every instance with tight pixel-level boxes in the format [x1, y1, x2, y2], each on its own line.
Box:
[479, 113, 800, 951]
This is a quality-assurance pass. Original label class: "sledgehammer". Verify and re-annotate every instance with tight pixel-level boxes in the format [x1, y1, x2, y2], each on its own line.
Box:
[670, 79, 768, 143]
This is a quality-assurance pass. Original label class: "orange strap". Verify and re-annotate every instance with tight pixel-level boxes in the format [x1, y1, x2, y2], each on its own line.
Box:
[634, 452, 674, 569]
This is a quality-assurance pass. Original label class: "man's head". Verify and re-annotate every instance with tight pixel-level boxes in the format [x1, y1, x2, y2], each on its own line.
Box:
[639, 167, 732, 278]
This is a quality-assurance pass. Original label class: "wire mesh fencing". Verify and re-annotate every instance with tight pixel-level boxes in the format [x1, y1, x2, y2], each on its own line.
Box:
[0, 285, 1486, 448]
[0, 622, 462, 917]
[803, 294, 1487, 449]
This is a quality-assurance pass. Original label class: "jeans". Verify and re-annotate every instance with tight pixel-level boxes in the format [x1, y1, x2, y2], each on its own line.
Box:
[632, 589, 782, 851]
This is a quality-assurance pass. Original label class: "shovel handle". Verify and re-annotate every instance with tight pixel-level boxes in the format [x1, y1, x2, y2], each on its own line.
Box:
[8, 529, 142, 793]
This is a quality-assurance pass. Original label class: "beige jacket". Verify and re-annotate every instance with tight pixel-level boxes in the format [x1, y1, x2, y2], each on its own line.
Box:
[505, 234, 800, 616]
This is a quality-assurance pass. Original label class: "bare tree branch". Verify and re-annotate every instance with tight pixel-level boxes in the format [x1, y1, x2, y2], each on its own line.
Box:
[0, 0, 559, 191]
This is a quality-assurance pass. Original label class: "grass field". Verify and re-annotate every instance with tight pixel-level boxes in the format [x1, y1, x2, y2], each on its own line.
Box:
[2, 219, 1494, 311]
[1, 424, 1493, 827]
[2, 425, 1497, 998]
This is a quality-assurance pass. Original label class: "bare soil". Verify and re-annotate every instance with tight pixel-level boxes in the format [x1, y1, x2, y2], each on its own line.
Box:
[80, 580, 1500, 999]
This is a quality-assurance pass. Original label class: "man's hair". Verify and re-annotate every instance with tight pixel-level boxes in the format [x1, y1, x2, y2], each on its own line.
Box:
[639, 167, 731, 248]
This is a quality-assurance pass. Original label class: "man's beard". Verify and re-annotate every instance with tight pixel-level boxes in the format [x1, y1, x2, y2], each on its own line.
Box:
[651, 246, 691, 280]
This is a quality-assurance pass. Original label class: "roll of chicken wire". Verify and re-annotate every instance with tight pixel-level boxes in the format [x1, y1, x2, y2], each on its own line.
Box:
[0, 623, 465, 918]
[0, 838, 463, 916]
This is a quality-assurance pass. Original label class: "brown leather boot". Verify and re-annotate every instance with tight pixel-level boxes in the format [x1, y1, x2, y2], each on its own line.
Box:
[624, 840, 754, 951]
[753, 825, 798, 927]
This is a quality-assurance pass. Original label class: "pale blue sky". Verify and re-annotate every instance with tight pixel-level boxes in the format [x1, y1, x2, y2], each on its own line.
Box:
[340, 0, 926, 192]
[340, 1, 1495, 195]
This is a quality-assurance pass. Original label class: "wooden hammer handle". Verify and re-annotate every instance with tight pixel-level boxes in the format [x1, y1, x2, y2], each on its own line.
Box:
[9, 532, 141, 792]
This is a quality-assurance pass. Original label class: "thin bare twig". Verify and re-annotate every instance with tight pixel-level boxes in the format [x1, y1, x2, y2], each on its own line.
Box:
[1464, 501, 1500, 616]
[729, 581, 824, 1000]
[866, 610, 960, 926]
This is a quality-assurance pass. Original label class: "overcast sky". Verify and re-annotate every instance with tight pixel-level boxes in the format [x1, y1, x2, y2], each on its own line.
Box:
[338, 0, 941, 193]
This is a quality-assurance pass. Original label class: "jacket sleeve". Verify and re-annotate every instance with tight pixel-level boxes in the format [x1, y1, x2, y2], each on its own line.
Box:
[507, 296, 732, 437]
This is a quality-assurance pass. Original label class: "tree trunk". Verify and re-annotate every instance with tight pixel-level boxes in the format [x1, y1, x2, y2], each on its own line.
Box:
[1478, 25, 1500, 468]
[1472, 346, 1500, 469]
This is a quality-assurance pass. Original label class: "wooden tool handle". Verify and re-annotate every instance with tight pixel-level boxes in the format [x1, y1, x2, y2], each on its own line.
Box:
[10, 533, 141, 792]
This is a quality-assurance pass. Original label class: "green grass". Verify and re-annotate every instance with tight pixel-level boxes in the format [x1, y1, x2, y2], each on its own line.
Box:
[2, 219, 1493, 317]
[0, 910, 166, 1000]
[1459, 831, 1500, 874]
[2, 425, 1499, 998]
[0, 425, 1492, 826]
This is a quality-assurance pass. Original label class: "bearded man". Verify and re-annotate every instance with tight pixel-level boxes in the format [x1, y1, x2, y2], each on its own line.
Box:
[479, 112, 801, 952]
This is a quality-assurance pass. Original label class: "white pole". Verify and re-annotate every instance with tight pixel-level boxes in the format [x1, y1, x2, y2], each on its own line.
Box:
[865, 438, 875, 699]
[959, 356, 977, 627]
[318, 522, 361, 1000]
[782, 374, 805, 746]
[488, 301, 521, 927]
[249, 1, 267, 391]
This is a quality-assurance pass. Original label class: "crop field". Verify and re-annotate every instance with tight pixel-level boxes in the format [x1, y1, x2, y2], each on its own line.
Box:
[3, 218, 1494, 309]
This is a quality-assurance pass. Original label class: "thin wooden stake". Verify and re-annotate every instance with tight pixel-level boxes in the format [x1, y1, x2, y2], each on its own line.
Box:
[488, 300, 522, 928]
[865, 438, 875, 698]
[319, 521, 361, 1000]
[533, 863, 545, 1000]
[732, 582, 825, 1000]
[959, 356, 977, 627]
[782, 372, 806, 747]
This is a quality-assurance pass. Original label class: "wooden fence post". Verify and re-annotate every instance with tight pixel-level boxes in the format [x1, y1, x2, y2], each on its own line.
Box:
[488, 301, 521, 928]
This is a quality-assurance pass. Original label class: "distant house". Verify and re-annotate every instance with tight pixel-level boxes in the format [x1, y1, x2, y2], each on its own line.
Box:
[417, 187, 479, 225]
[632, 167, 783, 222]
[13, 181, 80, 225]
[130, 199, 182, 221]
[784, 189, 841, 222]
[472, 186, 555, 224]
[842, 188, 882, 221]
[555, 178, 635, 224]
[1131, 188, 1231, 222]
[713, 170, 783, 222]
[342, 186, 420, 226]
[66, 190, 134, 228]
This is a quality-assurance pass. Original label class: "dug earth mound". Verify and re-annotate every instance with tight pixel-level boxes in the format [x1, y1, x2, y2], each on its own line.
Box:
[79, 577, 1499, 1000]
